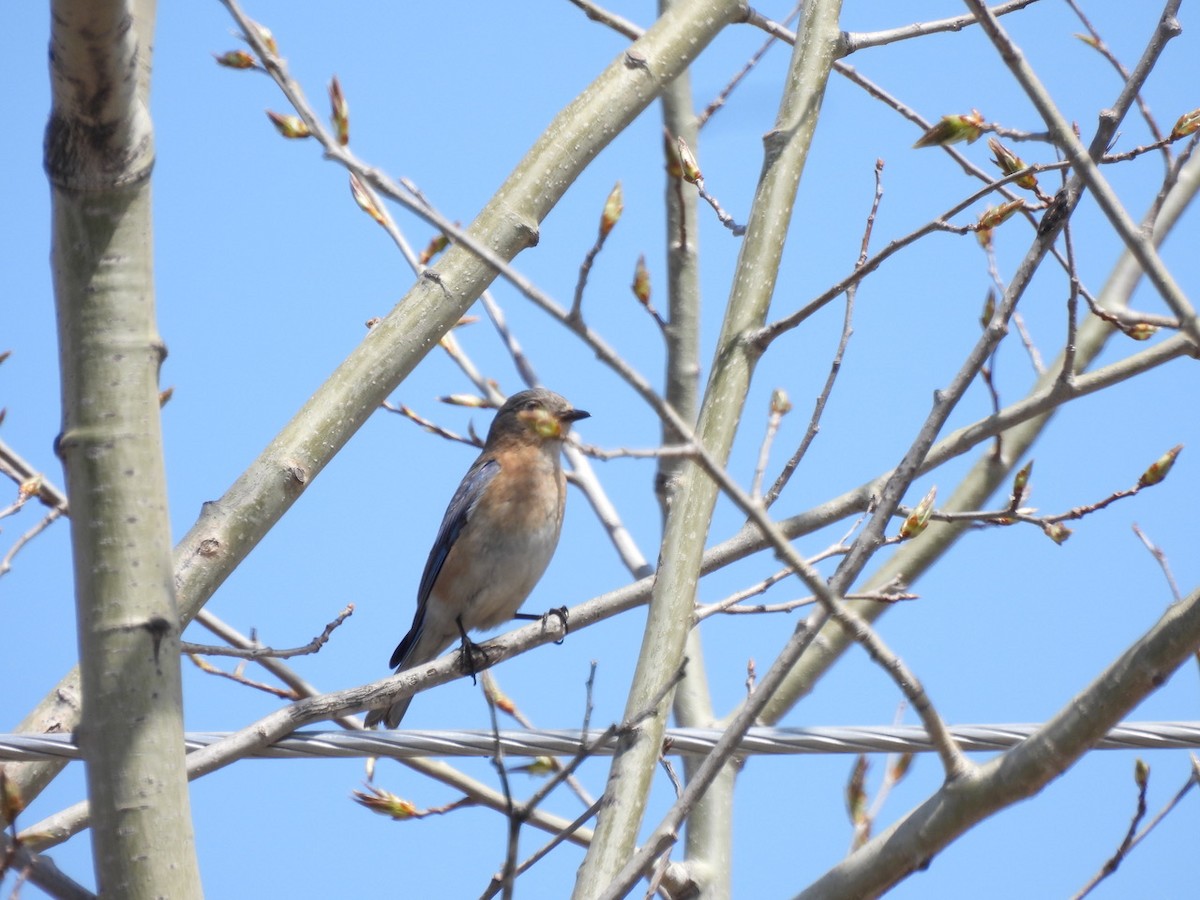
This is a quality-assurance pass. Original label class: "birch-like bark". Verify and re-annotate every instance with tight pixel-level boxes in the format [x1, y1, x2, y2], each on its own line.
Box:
[45, 0, 202, 895]
[656, 4, 730, 897]
[574, 2, 846, 894]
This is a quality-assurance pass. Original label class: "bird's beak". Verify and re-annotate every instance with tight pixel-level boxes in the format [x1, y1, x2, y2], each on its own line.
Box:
[562, 408, 590, 424]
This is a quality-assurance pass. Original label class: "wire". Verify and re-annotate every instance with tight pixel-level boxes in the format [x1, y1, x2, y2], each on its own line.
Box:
[2, 721, 1198, 763]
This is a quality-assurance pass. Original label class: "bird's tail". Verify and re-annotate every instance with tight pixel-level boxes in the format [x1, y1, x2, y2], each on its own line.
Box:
[364, 696, 414, 730]
[364, 622, 455, 729]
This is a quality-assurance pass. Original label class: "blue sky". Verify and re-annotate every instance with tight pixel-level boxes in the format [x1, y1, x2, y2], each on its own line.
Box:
[5, 1, 1200, 897]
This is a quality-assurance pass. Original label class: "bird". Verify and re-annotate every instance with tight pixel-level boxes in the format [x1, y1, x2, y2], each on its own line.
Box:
[365, 388, 589, 728]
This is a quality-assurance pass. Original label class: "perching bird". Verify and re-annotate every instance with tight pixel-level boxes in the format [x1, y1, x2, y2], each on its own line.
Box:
[365, 388, 589, 728]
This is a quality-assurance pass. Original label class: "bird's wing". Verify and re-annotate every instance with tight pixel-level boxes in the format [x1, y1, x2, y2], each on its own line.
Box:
[389, 456, 500, 669]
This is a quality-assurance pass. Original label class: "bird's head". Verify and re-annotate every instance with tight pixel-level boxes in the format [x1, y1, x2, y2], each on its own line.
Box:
[489, 389, 589, 444]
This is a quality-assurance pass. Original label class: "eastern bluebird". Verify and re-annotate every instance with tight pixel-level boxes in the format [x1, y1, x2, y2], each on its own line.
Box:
[366, 388, 589, 728]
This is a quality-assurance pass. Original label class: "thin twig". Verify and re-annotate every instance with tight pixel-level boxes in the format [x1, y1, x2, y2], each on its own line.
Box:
[380, 402, 482, 447]
[699, 3, 802, 127]
[479, 293, 541, 392]
[187, 654, 298, 699]
[712, 589, 917, 618]
[482, 670, 596, 808]
[0, 439, 69, 510]
[181, 604, 354, 659]
[752, 161, 1047, 348]
[576, 443, 695, 461]
[483, 686, 518, 900]
[570, 183, 622, 323]
[964, 0, 1199, 346]
[1060, 197, 1082, 384]
[1063, 0, 1169, 162]
[479, 662, 689, 899]
[1131, 524, 1183, 603]
[840, 0, 1040, 54]
[1124, 756, 1200, 857]
[479, 799, 604, 900]
[0, 508, 65, 578]
[1072, 759, 1151, 899]
[750, 392, 789, 500]
[763, 160, 882, 505]
[563, 0, 640, 39]
[185, 611, 602, 849]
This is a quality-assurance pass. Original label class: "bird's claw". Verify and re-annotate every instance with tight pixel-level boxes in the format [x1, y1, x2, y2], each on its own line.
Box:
[457, 636, 488, 684]
[543, 605, 569, 644]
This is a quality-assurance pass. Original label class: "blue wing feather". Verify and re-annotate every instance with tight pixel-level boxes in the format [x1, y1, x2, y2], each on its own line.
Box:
[388, 456, 500, 669]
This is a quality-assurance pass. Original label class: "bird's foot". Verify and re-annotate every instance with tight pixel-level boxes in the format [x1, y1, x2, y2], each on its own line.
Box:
[514, 606, 569, 644]
[547, 605, 569, 643]
[454, 616, 489, 684]
[457, 638, 489, 684]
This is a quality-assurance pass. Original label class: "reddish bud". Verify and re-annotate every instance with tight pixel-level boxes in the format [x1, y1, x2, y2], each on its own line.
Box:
[1011, 459, 1033, 504]
[987, 137, 1038, 190]
[900, 486, 937, 539]
[251, 22, 278, 56]
[632, 254, 652, 305]
[1123, 322, 1158, 341]
[214, 50, 257, 70]
[1170, 109, 1200, 140]
[349, 173, 387, 226]
[600, 181, 624, 239]
[1138, 444, 1183, 488]
[980, 290, 996, 329]
[976, 199, 1025, 248]
[418, 233, 451, 266]
[266, 110, 310, 139]
[665, 135, 683, 179]
[676, 137, 702, 184]
[1042, 522, 1072, 545]
[977, 199, 1025, 234]
[481, 673, 514, 712]
[17, 474, 43, 504]
[439, 394, 488, 409]
[846, 756, 869, 824]
[913, 110, 985, 149]
[329, 75, 350, 146]
[351, 785, 419, 820]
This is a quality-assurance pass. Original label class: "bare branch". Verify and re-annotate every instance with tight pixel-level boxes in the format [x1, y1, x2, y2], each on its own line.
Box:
[1132, 524, 1184, 603]
[799, 586, 1200, 898]
[180, 605, 354, 659]
[1073, 759, 1151, 899]
[0, 508, 65, 578]
[763, 159, 883, 505]
[563, 0, 641, 38]
[964, 0, 1198, 345]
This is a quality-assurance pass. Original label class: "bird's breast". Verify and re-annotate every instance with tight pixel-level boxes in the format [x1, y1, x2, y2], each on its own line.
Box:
[432, 451, 567, 631]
